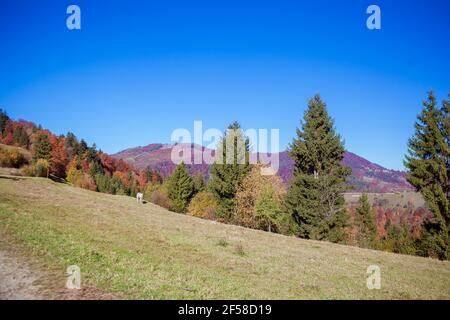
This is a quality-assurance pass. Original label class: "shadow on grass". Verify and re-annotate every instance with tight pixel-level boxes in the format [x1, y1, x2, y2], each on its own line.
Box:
[0, 175, 26, 181]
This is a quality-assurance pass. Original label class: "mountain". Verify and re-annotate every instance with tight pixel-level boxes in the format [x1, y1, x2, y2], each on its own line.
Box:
[111, 143, 413, 193]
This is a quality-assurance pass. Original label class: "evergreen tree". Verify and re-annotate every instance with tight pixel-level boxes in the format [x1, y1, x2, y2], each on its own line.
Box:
[355, 193, 377, 248]
[0, 109, 9, 135]
[78, 139, 88, 156]
[255, 186, 283, 233]
[13, 126, 29, 148]
[193, 172, 206, 194]
[33, 134, 52, 162]
[405, 92, 450, 259]
[65, 132, 79, 160]
[167, 162, 194, 213]
[209, 121, 251, 220]
[285, 94, 351, 243]
[441, 94, 450, 199]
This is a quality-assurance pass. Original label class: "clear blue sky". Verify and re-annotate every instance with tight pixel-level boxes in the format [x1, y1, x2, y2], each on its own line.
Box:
[0, 0, 449, 170]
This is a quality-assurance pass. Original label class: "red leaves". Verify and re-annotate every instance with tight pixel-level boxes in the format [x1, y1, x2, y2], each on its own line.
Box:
[49, 135, 68, 177]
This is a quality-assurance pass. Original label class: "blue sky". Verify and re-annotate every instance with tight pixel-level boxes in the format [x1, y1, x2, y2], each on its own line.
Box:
[0, 0, 449, 170]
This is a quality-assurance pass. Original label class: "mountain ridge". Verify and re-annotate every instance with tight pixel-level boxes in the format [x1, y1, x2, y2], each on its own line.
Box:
[111, 143, 413, 193]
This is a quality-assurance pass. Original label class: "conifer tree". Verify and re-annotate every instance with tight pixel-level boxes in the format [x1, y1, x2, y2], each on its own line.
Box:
[285, 94, 351, 243]
[405, 92, 449, 259]
[167, 162, 194, 213]
[13, 126, 29, 148]
[0, 109, 9, 135]
[441, 94, 450, 198]
[65, 132, 79, 160]
[33, 134, 52, 162]
[193, 172, 206, 194]
[208, 121, 251, 220]
[355, 193, 377, 248]
[255, 186, 283, 233]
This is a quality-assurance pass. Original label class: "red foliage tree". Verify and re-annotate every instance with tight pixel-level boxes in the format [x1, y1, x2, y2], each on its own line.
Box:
[49, 135, 68, 177]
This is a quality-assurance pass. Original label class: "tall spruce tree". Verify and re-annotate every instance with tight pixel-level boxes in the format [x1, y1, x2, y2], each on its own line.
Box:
[355, 193, 377, 248]
[405, 92, 449, 259]
[209, 121, 251, 220]
[167, 162, 195, 213]
[285, 94, 351, 243]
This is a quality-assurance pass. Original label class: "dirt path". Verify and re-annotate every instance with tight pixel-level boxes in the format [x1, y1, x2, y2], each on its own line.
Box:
[0, 239, 115, 300]
[0, 249, 45, 300]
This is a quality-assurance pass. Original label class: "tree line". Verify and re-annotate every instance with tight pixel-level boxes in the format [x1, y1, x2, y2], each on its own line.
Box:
[0, 91, 448, 259]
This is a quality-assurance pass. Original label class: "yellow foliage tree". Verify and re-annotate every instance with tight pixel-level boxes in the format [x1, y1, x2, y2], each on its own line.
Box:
[234, 164, 287, 231]
[188, 191, 218, 219]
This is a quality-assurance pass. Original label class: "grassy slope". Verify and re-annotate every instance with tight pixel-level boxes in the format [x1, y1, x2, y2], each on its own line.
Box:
[0, 176, 449, 300]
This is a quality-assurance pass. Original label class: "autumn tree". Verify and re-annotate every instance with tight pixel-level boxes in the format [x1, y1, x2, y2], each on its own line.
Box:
[209, 121, 251, 220]
[405, 92, 450, 259]
[49, 135, 68, 177]
[355, 193, 377, 248]
[285, 94, 351, 243]
[167, 162, 194, 213]
[234, 164, 289, 233]
[188, 191, 218, 219]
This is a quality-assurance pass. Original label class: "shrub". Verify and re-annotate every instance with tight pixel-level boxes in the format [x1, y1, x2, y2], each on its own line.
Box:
[187, 191, 218, 219]
[217, 238, 229, 247]
[151, 189, 171, 209]
[20, 164, 36, 176]
[81, 173, 97, 191]
[109, 175, 126, 195]
[143, 182, 161, 202]
[0, 148, 28, 168]
[95, 174, 111, 193]
[234, 243, 245, 256]
[34, 159, 50, 177]
[67, 166, 96, 191]
[67, 166, 84, 185]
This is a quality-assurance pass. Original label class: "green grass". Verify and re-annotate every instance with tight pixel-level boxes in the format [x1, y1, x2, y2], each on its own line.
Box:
[1, 176, 449, 299]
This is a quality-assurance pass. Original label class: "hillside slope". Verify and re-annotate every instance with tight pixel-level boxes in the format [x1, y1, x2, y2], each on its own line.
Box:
[112, 144, 413, 193]
[1, 176, 449, 299]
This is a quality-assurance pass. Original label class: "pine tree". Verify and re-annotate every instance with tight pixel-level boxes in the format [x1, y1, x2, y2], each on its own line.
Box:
[193, 172, 206, 194]
[285, 94, 351, 242]
[167, 162, 195, 213]
[405, 92, 449, 259]
[208, 121, 251, 220]
[13, 126, 29, 148]
[355, 193, 377, 248]
[0, 109, 9, 135]
[33, 134, 52, 162]
[78, 139, 88, 156]
[65, 132, 79, 160]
